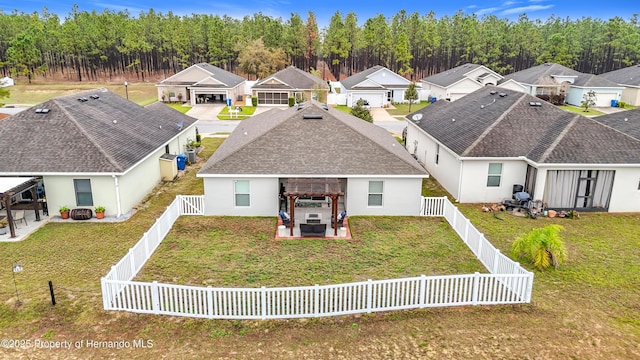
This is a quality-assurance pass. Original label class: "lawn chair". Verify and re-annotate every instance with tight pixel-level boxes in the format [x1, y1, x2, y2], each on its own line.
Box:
[13, 210, 27, 227]
[331, 210, 346, 228]
[279, 210, 291, 228]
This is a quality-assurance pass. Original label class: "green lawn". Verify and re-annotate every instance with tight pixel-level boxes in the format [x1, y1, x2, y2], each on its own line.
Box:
[386, 101, 429, 116]
[217, 105, 257, 120]
[558, 105, 605, 116]
[2, 82, 158, 106]
[0, 136, 639, 358]
[165, 102, 192, 114]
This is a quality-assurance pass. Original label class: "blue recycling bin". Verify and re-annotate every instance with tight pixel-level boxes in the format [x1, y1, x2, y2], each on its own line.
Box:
[430, 97, 437, 103]
[176, 154, 186, 170]
[611, 99, 618, 107]
[226, 98, 232, 106]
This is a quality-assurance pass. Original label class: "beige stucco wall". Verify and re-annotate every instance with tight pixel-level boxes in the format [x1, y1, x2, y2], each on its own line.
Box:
[43, 175, 116, 217]
[621, 87, 640, 106]
[345, 177, 423, 216]
[203, 177, 279, 216]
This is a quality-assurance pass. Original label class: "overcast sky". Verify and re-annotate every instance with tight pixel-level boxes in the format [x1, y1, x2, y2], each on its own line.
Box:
[1, 0, 637, 27]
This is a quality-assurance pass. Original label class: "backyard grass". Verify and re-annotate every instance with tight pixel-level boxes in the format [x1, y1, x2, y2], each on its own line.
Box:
[558, 104, 605, 116]
[136, 216, 485, 287]
[2, 82, 158, 106]
[0, 136, 639, 359]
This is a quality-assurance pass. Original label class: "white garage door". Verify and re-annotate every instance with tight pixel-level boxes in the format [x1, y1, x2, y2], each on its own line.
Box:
[594, 93, 618, 107]
[350, 93, 384, 108]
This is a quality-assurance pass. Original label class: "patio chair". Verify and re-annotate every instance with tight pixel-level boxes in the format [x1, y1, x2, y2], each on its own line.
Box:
[279, 210, 291, 228]
[331, 210, 346, 228]
[13, 210, 27, 227]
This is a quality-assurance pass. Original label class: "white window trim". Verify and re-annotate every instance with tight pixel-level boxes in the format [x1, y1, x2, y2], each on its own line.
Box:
[368, 180, 384, 207]
[234, 180, 250, 207]
[487, 163, 503, 187]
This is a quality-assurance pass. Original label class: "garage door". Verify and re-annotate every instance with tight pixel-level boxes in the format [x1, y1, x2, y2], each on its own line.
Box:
[350, 93, 384, 108]
[594, 93, 617, 107]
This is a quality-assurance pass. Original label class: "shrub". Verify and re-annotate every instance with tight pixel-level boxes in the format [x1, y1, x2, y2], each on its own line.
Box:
[288, 97, 295, 107]
[511, 224, 567, 270]
[617, 101, 626, 108]
[251, 96, 258, 107]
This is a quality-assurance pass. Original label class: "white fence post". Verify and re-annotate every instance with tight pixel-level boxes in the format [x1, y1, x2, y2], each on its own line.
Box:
[472, 272, 479, 305]
[419, 275, 427, 308]
[101, 278, 110, 309]
[177, 195, 183, 216]
[464, 219, 470, 244]
[143, 233, 150, 258]
[151, 281, 160, 314]
[261, 286, 267, 320]
[314, 284, 320, 317]
[366, 279, 373, 313]
[525, 271, 534, 302]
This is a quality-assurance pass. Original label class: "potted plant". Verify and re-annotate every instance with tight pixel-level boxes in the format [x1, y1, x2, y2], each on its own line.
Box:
[59, 205, 70, 219]
[95, 206, 105, 219]
[0, 218, 8, 235]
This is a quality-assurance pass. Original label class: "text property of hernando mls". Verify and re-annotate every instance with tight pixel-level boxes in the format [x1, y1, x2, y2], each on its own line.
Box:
[1, 338, 154, 350]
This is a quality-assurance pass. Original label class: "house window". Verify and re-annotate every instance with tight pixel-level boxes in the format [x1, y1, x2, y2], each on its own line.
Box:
[74, 179, 93, 206]
[234, 180, 250, 207]
[487, 163, 503, 187]
[435, 144, 440, 165]
[368, 181, 383, 207]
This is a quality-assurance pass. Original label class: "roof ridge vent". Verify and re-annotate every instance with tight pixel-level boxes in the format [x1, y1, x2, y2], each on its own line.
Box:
[90, 95, 100, 99]
[35, 108, 50, 114]
[489, 90, 497, 95]
[498, 92, 508, 97]
[528, 101, 542, 107]
[77, 97, 88, 102]
[303, 114, 323, 120]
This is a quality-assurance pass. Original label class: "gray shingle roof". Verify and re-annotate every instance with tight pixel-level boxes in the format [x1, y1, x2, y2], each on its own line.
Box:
[599, 64, 640, 87]
[159, 63, 245, 88]
[341, 65, 385, 90]
[199, 102, 427, 176]
[407, 86, 640, 164]
[501, 62, 620, 88]
[592, 108, 640, 141]
[0, 89, 197, 173]
[421, 63, 482, 87]
[252, 66, 328, 90]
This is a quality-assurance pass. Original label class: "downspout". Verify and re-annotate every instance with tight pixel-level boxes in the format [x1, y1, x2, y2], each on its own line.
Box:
[456, 160, 464, 202]
[113, 175, 122, 218]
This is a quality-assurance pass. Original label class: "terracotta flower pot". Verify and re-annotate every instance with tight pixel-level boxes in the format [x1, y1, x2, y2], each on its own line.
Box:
[547, 210, 557, 218]
[96, 211, 105, 219]
[60, 211, 70, 219]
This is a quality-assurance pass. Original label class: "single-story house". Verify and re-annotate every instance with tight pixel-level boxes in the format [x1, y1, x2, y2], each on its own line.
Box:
[405, 86, 640, 212]
[251, 66, 329, 106]
[0, 89, 198, 218]
[421, 63, 503, 102]
[340, 65, 413, 108]
[156, 63, 246, 105]
[599, 64, 640, 106]
[197, 101, 428, 223]
[499, 63, 623, 107]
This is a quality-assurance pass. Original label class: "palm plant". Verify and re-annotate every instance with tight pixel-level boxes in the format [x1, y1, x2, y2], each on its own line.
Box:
[511, 224, 567, 270]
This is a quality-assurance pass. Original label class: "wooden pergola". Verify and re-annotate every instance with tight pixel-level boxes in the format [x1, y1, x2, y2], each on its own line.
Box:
[0, 177, 41, 238]
[283, 178, 344, 236]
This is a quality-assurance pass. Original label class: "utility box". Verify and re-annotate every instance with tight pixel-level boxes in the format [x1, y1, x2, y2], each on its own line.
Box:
[159, 153, 178, 181]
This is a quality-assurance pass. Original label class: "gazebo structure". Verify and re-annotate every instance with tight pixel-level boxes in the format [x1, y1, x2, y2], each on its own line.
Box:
[283, 178, 344, 236]
[0, 177, 41, 238]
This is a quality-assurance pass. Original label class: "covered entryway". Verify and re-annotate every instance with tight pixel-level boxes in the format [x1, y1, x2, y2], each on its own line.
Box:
[0, 177, 42, 238]
[282, 178, 345, 237]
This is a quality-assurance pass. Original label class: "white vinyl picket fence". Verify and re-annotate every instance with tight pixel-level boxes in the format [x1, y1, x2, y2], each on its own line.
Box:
[101, 195, 534, 319]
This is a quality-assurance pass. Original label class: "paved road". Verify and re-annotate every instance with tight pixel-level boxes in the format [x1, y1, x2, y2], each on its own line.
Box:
[192, 105, 407, 137]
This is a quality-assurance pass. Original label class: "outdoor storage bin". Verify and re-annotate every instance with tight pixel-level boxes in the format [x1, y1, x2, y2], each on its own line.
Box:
[177, 154, 186, 170]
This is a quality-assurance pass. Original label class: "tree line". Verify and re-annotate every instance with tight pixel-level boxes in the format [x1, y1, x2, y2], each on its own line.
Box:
[0, 6, 639, 83]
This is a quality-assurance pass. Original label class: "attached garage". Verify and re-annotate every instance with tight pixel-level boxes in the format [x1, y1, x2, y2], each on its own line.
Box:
[348, 92, 385, 108]
[594, 92, 618, 107]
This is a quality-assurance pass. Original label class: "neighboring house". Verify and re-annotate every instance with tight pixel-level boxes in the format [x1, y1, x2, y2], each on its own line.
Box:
[340, 65, 413, 108]
[0, 77, 14, 87]
[405, 86, 640, 212]
[251, 66, 329, 106]
[197, 101, 428, 217]
[421, 63, 503, 102]
[599, 64, 640, 106]
[0, 89, 197, 218]
[156, 63, 246, 105]
[499, 63, 623, 107]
